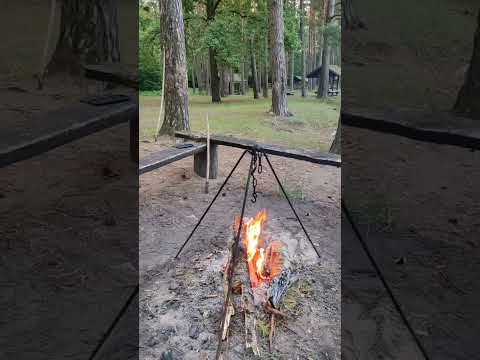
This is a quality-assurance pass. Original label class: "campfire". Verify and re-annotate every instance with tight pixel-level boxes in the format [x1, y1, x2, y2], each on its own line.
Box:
[218, 209, 292, 357]
[171, 148, 323, 358]
[237, 209, 285, 289]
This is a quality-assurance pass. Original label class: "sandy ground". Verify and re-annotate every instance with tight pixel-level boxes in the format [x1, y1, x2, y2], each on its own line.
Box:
[139, 141, 341, 359]
[342, 126, 480, 359]
[340, 1, 480, 358]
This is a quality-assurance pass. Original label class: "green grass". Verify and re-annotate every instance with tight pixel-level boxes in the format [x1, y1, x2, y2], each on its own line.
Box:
[281, 279, 314, 314]
[140, 90, 340, 151]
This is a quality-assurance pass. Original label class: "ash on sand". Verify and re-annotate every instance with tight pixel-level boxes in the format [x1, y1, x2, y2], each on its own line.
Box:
[140, 217, 340, 360]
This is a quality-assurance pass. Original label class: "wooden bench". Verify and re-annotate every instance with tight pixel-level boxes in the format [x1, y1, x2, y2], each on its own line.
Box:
[139, 143, 207, 175]
[175, 132, 341, 179]
[83, 63, 138, 90]
[0, 100, 137, 168]
[342, 106, 480, 149]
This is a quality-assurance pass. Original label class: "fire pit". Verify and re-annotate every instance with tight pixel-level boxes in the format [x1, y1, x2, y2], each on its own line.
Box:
[172, 147, 324, 358]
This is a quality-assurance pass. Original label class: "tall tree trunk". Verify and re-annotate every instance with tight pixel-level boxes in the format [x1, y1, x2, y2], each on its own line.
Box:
[300, 0, 306, 97]
[207, 55, 212, 95]
[258, 63, 263, 94]
[222, 67, 230, 96]
[251, 39, 260, 99]
[308, 5, 316, 91]
[229, 68, 234, 95]
[194, 58, 202, 94]
[343, 0, 364, 30]
[220, 66, 225, 96]
[159, 0, 190, 135]
[263, 34, 269, 98]
[207, 0, 221, 102]
[46, 0, 120, 78]
[209, 48, 221, 102]
[191, 62, 196, 94]
[318, 0, 335, 99]
[241, 60, 246, 95]
[290, 50, 294, 91]
[240, 17, 246, 95]
[454, 10, 480, 118]
[269, 0, 289, 116]
[329, 117, 341, 154]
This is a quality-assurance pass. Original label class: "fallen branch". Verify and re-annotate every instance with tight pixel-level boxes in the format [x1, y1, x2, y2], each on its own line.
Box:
[265, 303, 288, 318]
[205, 113, 210, 194]
[241, 284, 260, 356]
[221, 250, 235, 341]
[269, 313, 276, 351]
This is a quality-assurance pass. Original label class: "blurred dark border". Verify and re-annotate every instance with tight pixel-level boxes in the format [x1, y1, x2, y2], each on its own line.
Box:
[342, 1, 479, 359]
[0, 2, 139, 359]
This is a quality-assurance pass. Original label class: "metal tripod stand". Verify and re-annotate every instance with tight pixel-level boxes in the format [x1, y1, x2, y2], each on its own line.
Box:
[173, 146, 321, 359]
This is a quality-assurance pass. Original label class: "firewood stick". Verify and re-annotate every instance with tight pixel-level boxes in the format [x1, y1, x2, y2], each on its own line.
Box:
[269, 313, 275, 351]
[154, 48, 166, 141]
[205, 113, 210, 193]
[265, 304, 288, 318]
[242, 285, 260, 356]
[221, 249, 234, 341]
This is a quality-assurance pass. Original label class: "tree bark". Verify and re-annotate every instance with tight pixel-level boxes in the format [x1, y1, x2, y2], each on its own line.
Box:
[194, 58, 202, 94]
[343, 0, 364, 30]
[454, 10, 480, 118]
[241, 60, 246, 95]
[269, 0, 289, 116]
[329, 117, 341, 154]
[290, 50, 294, 91]
[300, 0, 306, 97]
[258, 63, 263, 95]
[220, 66, 226, 97]
[209, 47, 222, 102]
[207, 0, 222, 103]
[263, 34, 269, 98]
[159, 0, 190, 135]
[308, 5, 316, 91]
[191, 62, 196, 94]
[318, 0, 335, 99]
[207, 55, 212, 95]
[46, 0, 120, 78]
[251, 39, 260, 99]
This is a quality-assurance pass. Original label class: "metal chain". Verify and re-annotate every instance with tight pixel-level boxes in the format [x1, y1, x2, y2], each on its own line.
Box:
[250, 147, 263, 203]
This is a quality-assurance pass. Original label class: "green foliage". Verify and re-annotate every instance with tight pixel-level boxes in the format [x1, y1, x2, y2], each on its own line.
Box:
[138, 0, 337, 91]
[284, 1, 300, 53]
[139, 3, 162, 91]
[323, 22, 341, 47]
[204, 12, 245, 69]
[256, 319, 270, 338]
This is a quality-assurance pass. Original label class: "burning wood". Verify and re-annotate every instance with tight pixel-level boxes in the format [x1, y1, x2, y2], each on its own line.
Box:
[269, 312, 276, 351]
[241, 284, 260, 356]
[269, 268, 291, 309]
[217, 209, 293, 357]
[237, 209, 287, 290]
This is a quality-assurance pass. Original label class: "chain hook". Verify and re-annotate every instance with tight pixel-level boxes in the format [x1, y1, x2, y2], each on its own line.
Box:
[249, 146, 262, 203]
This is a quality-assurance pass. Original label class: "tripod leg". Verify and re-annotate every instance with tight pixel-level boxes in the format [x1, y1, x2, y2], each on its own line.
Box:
[215, 152, 255, 360]
[263, 152, 322, 260]
[174, 149, 248, 259]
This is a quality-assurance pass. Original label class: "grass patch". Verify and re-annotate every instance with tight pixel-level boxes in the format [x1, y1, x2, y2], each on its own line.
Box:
[279, 183, 306, 201]
[256, 319, 270, 338]
[349, 195, 398, 233]
[281, 279, 314, 314]
[140, 90, 162, 96]
[140, 91, 340, 151]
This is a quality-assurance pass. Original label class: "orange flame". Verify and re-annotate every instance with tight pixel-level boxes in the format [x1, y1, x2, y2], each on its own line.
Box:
[239, 209, 283, 288]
